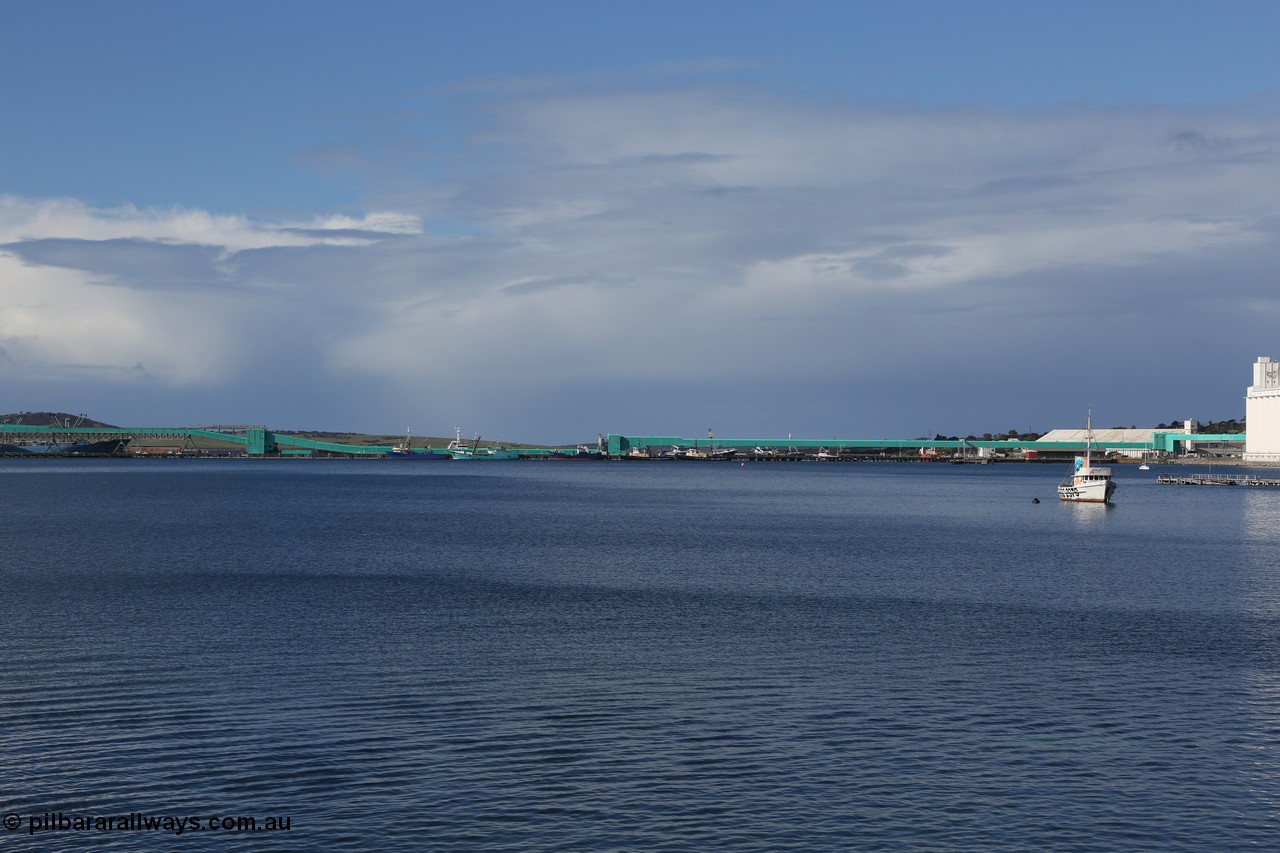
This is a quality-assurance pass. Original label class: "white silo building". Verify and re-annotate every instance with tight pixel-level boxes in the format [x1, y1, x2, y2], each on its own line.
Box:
[1245, 356, 1280, 462]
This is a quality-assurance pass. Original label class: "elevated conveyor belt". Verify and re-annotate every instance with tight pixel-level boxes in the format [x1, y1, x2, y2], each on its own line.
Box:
[0, 424, 395, 456]
[0, 424, 1244, 458]
[605, 432, 1245, 456]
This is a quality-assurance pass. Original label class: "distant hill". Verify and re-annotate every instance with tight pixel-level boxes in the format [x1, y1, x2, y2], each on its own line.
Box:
[0, 412, 118, 428]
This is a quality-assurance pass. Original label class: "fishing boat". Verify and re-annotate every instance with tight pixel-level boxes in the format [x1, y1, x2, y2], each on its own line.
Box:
[447, 428, 521, 460]
[385, 428, 450, 460]
[549, 445, 606, 460]
[1058, 413, 1117, 504]
[685, 445, 737, 460]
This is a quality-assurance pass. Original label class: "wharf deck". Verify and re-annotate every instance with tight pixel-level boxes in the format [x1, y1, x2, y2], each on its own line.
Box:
[1157, 473, 1280, 487]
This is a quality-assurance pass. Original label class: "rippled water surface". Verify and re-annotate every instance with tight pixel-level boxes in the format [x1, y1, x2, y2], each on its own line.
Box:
[2, 459, 1278, 851]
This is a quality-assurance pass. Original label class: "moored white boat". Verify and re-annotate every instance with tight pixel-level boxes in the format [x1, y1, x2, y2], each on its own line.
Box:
[684, 446, 737, 460]
[447, 427, 521, 460]
[1058, 413, 1116, 503]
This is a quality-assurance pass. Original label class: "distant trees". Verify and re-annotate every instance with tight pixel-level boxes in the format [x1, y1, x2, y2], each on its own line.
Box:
[1156, 418, 1244, 433]
[1202, 418, 1245, 434]
[920, 418, 1248, 442]
[950, 430, 1044, 442]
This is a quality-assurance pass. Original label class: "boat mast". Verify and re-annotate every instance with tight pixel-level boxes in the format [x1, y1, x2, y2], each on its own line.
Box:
[1085, 408, 1094, 467]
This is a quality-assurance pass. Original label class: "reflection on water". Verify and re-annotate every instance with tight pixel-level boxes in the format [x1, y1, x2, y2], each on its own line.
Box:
[1243, 489, 1280, 541]
[1243, 490, 1280, 616]
[3, 460, 1278, 852]
[1064, 499, 1113, 526]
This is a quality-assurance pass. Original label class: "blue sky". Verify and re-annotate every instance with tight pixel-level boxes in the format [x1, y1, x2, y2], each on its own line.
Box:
[3, 1, 1280, 442]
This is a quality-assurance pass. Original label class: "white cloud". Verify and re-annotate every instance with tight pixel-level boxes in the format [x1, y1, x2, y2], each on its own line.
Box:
[0, 195, 422, 249]
[0, 197, 424, 388]
[0, 252, 235, 383]
[3, 83, 1280, 436]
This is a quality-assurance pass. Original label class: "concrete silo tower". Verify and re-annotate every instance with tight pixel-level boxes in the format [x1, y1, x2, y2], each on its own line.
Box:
[1245, 356, 1280, 462]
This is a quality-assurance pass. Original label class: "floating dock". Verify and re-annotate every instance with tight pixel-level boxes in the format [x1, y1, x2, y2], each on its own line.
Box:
[1156, 473, 1280, 487]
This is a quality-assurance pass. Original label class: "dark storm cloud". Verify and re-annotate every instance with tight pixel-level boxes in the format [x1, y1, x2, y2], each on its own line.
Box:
[2, 238, 230, 290]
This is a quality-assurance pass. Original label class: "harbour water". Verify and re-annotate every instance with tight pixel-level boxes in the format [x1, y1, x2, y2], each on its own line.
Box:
[2, 459, 1278, 850]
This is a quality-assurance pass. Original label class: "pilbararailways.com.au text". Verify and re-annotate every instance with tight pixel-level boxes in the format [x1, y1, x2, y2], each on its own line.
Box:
[4, 812, 292, 836]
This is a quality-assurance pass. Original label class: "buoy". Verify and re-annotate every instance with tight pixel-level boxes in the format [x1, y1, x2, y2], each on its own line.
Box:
[1032, 498, 1040, 504]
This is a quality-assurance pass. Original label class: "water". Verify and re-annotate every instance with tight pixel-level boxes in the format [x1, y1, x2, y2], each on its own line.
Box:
[1, 459, 1277, 851]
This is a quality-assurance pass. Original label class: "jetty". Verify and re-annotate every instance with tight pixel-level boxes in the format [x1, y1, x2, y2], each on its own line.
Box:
[1157, 473, 1280, 487]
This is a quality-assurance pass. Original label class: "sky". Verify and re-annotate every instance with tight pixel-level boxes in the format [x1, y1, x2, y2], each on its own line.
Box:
[3, 1, 1280, 443]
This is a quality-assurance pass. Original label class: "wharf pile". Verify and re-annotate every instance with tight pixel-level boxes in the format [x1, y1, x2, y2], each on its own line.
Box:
[1157, 473, 1280, 487]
